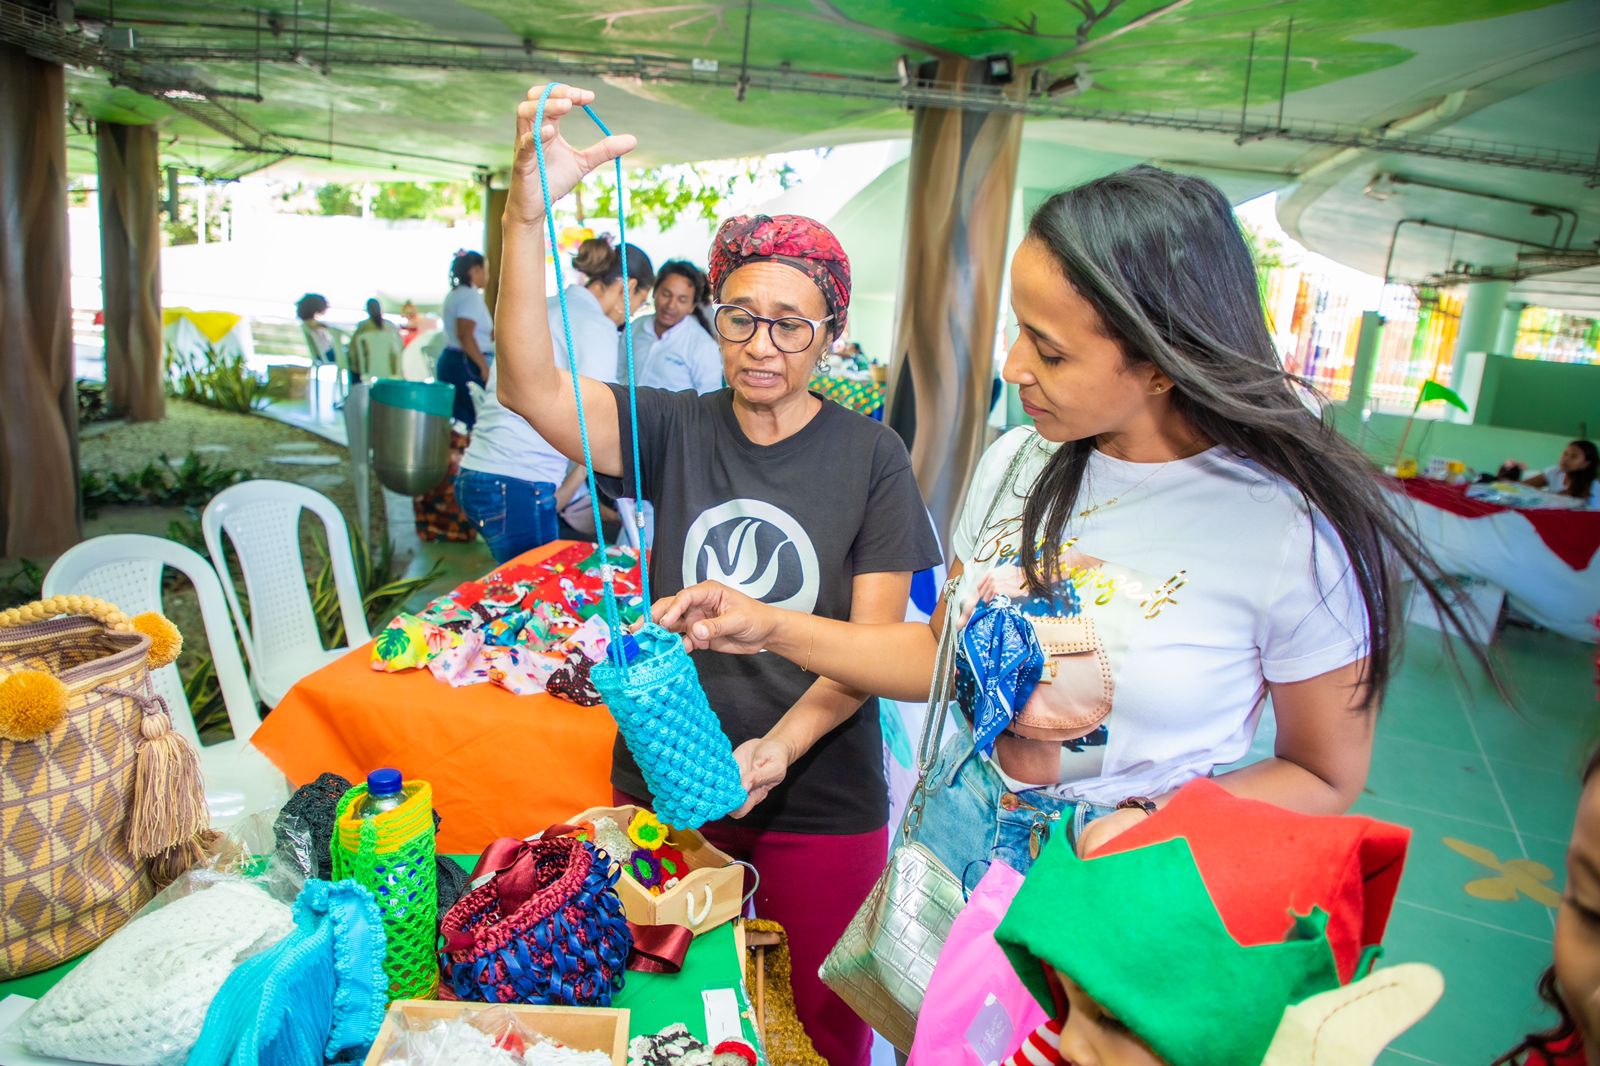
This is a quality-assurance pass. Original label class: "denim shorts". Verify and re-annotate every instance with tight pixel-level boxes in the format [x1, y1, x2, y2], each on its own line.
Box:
[910, 731, 1114, 895]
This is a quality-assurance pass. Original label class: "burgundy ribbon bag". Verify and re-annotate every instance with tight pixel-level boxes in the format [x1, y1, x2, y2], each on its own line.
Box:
[439, 836, 635, 1006]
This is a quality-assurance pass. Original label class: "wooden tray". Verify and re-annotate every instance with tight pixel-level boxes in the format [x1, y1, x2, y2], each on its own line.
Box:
[363, 1001, 629, 1065]
[571, 805, 745, 936]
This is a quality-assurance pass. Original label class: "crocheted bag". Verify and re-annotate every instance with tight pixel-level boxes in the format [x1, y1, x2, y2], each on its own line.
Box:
[0, 595, 209, 979]
[590, 624, 746, 830]
[440, 836, 632, 1006]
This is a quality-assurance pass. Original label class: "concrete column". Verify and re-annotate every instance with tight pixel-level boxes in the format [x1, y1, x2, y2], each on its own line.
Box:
[0, 45, 80, 556]
[1496, 300, 1527, 356]
[1343, 310, 1384, 415]
[97, 121, 165, 422]
[885, 58, 1024, 550]
[483, 184, 509, 318]
[1449, 280, 1510, 391]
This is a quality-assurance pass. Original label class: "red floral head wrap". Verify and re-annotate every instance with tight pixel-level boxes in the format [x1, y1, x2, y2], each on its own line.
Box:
[707, 214, 851, 334]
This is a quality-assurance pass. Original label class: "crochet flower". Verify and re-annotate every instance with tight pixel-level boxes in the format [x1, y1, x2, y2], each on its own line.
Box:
[656, 846, 689, 889]
[628, 810, 669, 850]
[625, 848, 664, 889]
[567, 820, 597, 844]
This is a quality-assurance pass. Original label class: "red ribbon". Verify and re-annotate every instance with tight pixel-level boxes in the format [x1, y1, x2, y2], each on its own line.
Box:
[450, 834, 693, 973]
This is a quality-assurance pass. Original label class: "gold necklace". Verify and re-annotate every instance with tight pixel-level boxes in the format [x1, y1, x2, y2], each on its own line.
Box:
[1074, 446, 1196, 521]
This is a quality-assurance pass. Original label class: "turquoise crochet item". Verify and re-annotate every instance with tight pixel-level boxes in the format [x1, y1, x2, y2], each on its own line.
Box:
[533, 85, 745, 829]
[590, 624, 747, 829]
[185, 879, 388, 1066]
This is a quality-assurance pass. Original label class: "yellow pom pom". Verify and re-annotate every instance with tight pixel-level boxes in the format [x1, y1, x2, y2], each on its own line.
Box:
[0, 670, 69, 741]
[131, 612, 183, 669]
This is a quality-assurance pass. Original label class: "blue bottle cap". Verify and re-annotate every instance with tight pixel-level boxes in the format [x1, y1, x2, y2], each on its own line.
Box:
[367, 767, 403, 796]
[620, 634, 642, 664]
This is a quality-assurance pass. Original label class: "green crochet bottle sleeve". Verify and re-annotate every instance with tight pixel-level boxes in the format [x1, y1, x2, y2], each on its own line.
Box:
[332, 785, 439, 1002]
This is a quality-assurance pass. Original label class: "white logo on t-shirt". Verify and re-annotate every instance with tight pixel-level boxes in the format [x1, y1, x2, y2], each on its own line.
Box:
[682, 499, 820, 612]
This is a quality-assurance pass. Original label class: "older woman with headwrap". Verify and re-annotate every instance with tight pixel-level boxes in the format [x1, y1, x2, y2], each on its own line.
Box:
[496, 85, 939, 1065]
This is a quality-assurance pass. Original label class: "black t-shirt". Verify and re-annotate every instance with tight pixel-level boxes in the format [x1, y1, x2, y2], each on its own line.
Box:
[601, 385, 941, 834]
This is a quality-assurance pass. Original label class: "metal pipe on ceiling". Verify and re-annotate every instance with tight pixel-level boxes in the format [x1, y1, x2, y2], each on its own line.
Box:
[1383, 216, 1562, 285]
[9, 0, 1600, 182]
[1377, 173, 1580, 249]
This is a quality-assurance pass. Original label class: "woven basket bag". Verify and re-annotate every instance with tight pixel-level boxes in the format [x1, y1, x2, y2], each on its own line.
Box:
[0, 595, 211, 979]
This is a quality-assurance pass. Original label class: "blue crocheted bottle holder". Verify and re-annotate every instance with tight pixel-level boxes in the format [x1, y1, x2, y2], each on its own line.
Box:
[590, 623, 747, 830]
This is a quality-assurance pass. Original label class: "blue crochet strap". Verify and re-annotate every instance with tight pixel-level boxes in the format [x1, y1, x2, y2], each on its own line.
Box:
[532, 86, 650, 665]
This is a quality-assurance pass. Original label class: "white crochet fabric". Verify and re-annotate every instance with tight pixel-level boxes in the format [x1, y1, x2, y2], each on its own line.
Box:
[21, 878, 295, 1065]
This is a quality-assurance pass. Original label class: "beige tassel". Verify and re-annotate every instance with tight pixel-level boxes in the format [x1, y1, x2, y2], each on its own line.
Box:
[128, 710, 210, 861]
[147, 829, 224, 888]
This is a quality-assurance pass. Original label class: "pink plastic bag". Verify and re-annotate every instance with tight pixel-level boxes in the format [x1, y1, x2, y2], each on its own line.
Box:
[908, 860, 1047, 1066]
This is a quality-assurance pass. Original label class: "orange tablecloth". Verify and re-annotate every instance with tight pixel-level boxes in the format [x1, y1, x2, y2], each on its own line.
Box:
[251, 541, 617, 853]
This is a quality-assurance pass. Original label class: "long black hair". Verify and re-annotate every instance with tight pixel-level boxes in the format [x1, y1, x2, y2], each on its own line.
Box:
[654, 259, 714, 336]
[1020, 164, 1495, 707]
[1563, 440, 1598, 503]
[450, 250, 484, 289]
[1491, 742, 1600, 1065]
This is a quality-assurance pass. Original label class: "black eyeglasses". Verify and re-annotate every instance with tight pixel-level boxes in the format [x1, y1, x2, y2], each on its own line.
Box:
[711, 303, 833, 355]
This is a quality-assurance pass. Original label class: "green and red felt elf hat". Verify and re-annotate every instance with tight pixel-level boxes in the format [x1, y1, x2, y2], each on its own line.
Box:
[995, 780, 1443, 1066]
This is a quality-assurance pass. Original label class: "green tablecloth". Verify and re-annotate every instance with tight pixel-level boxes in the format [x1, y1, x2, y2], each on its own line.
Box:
[0, 856, 765, 1055]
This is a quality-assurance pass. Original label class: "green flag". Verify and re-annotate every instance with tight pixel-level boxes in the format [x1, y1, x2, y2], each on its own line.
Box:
[1416, 379, 1468, 413]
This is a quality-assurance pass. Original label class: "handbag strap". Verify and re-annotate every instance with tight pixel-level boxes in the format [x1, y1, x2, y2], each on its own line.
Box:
[0, 595, 136, 634]
[902, 433, 1041, 840]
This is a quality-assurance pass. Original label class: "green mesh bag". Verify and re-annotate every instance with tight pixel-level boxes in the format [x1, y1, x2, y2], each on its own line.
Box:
[332, 780, 439, 1001]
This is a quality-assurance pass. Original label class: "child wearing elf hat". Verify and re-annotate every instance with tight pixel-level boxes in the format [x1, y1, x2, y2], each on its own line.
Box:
[988, 779, 1442, 1066]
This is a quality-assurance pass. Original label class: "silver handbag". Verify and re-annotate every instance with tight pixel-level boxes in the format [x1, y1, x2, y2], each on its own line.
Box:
[820, 440, 1036, 1051]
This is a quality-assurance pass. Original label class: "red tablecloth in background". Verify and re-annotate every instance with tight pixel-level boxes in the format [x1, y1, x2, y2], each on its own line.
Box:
[1389, 478, 1600, 570]
[251, 540, 616, 853]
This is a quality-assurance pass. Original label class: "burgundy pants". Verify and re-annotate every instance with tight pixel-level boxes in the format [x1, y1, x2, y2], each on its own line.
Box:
[615, 790, 887, 1066]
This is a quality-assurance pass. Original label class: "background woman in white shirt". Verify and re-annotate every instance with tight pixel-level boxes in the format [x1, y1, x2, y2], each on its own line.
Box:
[458, 238, 653, 562]
[1524, 439, 1599, 508]
[438, 250, 494, 428]
[655, 165, 1497, 874]
[629, 259, 721, 394]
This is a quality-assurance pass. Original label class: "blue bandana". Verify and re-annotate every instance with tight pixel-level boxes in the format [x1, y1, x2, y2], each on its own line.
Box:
[958, 596, 1045, 757]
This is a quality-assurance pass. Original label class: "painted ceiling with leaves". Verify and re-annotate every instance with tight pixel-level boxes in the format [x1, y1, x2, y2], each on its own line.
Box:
[28, 0, 1600, 302]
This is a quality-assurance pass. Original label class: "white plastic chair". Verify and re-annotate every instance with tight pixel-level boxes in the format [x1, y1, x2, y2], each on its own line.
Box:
[43, 534, 290, 826]
[203, 480, 372, 709]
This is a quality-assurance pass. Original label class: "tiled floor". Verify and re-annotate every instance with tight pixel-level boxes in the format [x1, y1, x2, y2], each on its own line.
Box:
[1236, 621, 1595, 1064]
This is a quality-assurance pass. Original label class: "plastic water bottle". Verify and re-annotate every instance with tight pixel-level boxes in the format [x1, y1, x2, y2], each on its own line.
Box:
[359, 767, 407, 819]
[357, 768, 414, 918]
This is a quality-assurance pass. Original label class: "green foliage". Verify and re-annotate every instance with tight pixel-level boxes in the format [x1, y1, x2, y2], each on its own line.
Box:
[0, 558, 43, 611]
[162, 184, 228, 247]
[166, 513, 209, 554]
[81, 452, 250, 516]
[315, 182, 363, 217]
[309, 526, 443, 648]
[165, 341, 272, 413]
[589, 158, 798, 231]
[76, 379, 114, 425]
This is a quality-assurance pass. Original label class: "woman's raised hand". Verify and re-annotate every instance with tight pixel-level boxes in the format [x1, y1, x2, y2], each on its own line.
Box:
[652, 581, 780, 655]
[508, 84, 636, 226]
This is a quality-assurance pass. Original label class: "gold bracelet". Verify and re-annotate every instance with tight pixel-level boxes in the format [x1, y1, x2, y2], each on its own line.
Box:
[804, 615, 815, 674]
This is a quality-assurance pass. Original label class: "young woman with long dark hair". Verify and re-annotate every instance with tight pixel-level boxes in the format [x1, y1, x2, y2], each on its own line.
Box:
[656, 164, 1494, 873]
[1525, 440, 1600, 508]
